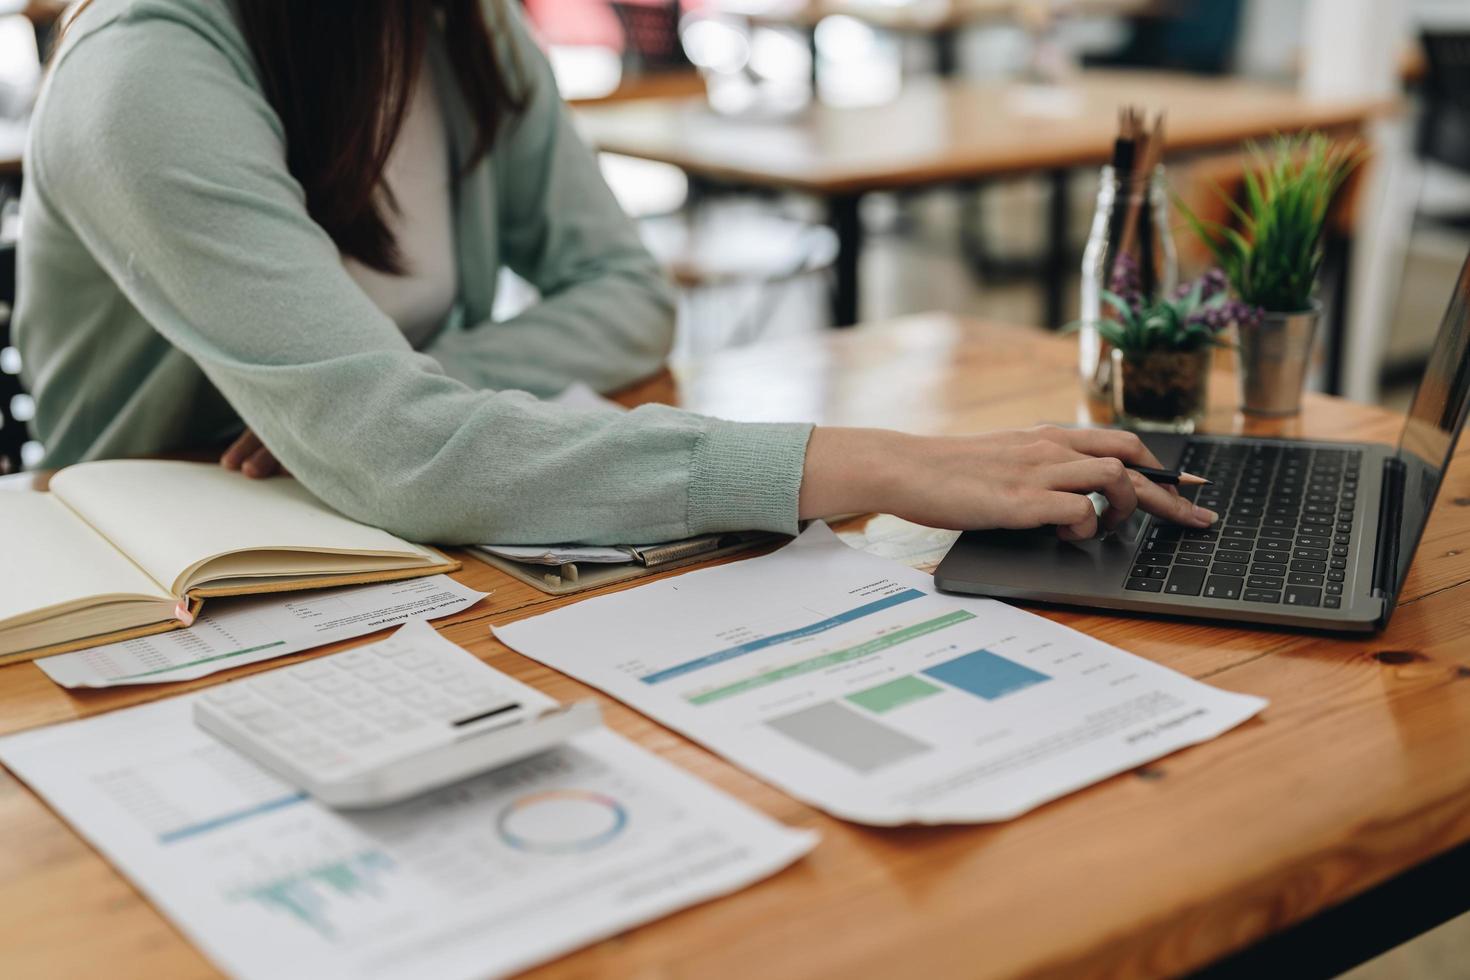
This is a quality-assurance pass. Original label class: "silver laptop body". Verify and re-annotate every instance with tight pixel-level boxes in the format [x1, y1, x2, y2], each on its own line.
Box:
[934, 252, 1470, 634]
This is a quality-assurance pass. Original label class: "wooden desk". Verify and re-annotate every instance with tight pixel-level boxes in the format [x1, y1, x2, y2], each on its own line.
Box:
[4, 314, 1470, 977]
[577, 71, 1396, 328]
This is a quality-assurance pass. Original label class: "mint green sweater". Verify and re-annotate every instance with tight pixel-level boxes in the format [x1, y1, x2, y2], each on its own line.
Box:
[16, 0, 812, 545]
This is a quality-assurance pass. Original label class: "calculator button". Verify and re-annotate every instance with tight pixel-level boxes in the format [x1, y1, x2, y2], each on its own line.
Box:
[334, 684, 380, 708]
[344, 659, 395, 682]
[253, 679, 315, 707]
[291, 661, 338, 680]
[304, 671, 355, 695]
[416, 662, 462, 684]
[381, 713, 426, 734]
[334, 650, 377, 670]
[240, 710, 295, 735]
[374, 674, 419, 695]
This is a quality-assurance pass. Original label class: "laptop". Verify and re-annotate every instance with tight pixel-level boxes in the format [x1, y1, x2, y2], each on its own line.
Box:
[934, 250, 1470, 633]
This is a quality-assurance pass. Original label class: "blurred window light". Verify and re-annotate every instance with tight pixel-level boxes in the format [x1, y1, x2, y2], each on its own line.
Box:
[9, 392, 33, 423]
[599, 153, 688, 218]
[547, 45, 623, 101]
[0, 15, 39, 90]
[813, 14, 877, 62]
[748, 27, 811, 84]
[814, 16, 901, 107]
[681, 16, 751, 75]
[21, 440, 43, 469]
[0, 346, 20, 375]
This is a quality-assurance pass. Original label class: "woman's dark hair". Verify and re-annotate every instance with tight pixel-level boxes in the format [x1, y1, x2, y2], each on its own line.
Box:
[63, 0, 524, 273]
[237, 0, 525, 273]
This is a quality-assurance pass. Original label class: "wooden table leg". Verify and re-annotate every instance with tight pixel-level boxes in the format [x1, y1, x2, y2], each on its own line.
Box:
[934, 26, 960, 77]
[827, 192, 864, 327]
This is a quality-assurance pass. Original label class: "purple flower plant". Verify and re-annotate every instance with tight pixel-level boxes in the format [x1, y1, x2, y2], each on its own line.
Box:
[1085, 266, 1263, 355]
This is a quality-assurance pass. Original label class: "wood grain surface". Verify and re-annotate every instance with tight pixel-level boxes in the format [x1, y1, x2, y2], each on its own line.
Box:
[3, 316, 1468, 979]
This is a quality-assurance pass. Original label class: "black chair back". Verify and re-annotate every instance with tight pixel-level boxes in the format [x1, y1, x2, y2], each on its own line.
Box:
[0, 224, 26, 475]
[609, 1, 689, 74]
[1419, 31, 1470, 176]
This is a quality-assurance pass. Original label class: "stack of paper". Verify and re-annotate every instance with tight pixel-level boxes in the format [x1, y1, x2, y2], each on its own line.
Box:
[0, 625, 816, 980]
[36, 576, 486, 689]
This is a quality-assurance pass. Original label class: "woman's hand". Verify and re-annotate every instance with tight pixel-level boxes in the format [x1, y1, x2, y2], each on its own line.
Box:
[220, 428, 288, 479]
[799, 425, 1217, 541]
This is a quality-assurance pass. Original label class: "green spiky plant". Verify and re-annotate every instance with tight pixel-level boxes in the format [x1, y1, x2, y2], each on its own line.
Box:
[1177, 134, 1365, 313]
[1068, 266, 1246, 357]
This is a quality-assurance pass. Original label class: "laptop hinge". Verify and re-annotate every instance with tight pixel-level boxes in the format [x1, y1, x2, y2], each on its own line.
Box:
[1370, 457, 1406, 601]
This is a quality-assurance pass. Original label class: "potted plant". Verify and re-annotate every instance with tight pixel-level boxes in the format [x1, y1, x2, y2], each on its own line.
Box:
[1081, 267, 1254, 432]
[1178, 134, 1364, 416]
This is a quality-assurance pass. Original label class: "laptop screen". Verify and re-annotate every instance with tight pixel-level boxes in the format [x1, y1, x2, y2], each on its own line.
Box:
[1393, 250, 1470, 594]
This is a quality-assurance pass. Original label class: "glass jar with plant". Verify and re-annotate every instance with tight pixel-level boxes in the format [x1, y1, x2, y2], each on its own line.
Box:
[1082, 267, 1256, 432]
[1177, 134, 1364, 416]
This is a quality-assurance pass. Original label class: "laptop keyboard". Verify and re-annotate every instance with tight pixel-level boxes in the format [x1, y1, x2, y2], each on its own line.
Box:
[1123, 443, 1361, 609]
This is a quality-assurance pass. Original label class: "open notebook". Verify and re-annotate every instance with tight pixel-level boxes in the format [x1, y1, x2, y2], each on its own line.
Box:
[0, 460, 458, 662]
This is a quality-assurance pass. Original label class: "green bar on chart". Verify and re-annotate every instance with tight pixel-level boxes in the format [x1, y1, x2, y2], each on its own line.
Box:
[687, 609, 974, 705]
[846, 675, 943, 714]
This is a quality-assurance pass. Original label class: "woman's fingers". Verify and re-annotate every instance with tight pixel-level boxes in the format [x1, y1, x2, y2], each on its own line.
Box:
[1015, 489, 1097, 541]
[243, 445, 279, 479]
[1132, 472, 1217, 527]
[1041, 492, 1100, 541]
[1044, 457, 1137, 529]
[220, 430, 261, 471]
[1059, 427, 1165, 469]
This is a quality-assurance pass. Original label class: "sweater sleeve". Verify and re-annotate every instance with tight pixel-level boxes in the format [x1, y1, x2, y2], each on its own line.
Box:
[423, 5, 677, 396]
[32, 12, 811, 545]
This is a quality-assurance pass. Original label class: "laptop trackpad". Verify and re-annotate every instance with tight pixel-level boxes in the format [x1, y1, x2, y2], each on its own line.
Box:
[935, 511, 1154, 596]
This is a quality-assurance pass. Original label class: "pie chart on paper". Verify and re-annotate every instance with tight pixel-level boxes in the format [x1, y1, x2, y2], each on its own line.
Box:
[496, 789, 629, 854]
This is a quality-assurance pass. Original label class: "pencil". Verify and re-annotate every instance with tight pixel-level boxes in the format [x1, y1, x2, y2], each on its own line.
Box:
[1126, 464, 1211, 487]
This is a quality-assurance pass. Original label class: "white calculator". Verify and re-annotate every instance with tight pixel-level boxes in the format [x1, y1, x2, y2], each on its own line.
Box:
[194, 621, 600, 809]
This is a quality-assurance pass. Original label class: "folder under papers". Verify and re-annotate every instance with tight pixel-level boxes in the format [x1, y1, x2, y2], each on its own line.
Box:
[471, 532, 782, 595]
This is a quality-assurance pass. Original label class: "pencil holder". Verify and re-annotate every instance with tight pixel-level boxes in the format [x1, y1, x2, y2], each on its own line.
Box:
[1079, 166, 1177, 404]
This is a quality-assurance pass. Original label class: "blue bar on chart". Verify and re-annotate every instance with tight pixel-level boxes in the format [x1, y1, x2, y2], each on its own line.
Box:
[923, 649, 1049, 701]
[640, 588, 927, 686]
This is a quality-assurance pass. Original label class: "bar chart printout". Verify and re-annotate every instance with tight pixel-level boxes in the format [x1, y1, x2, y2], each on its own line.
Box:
[0, 630, 815, 980]
[496, 524, 1268, 826]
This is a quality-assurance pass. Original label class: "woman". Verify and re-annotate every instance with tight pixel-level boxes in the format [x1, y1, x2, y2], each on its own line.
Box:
[16, 0, 1215, 545]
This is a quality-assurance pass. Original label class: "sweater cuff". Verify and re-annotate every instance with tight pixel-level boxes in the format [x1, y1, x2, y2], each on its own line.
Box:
[687, 420, 814, 536]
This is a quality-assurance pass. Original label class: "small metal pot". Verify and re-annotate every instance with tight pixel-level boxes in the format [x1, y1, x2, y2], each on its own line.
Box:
[1235, 302, 1322, 417]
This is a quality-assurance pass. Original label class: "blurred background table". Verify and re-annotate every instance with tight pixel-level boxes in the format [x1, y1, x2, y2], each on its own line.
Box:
[577, 70, 1394, 328]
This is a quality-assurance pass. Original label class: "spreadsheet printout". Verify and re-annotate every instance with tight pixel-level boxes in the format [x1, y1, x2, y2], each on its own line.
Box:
[495, 524, 1267, 825]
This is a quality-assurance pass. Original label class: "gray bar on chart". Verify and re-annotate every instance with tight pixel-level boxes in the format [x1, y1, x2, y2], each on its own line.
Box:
[766, 701, 930, 774]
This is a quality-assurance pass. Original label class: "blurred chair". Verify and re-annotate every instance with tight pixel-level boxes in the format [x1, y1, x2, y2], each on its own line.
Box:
[1083, 0, 1244, 76]
[609, 1, 690, 75]
[1415, 30, 1470, 229]
[640, 206, 839, 355]
[0, 199, 30, 475]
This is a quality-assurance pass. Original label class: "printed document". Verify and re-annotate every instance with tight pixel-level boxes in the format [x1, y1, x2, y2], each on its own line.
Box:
[837, 514, 961, 571]
[0, 650, 815, 980]
[37, 576, 486, 689]
[495, 524, 1267, 825]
